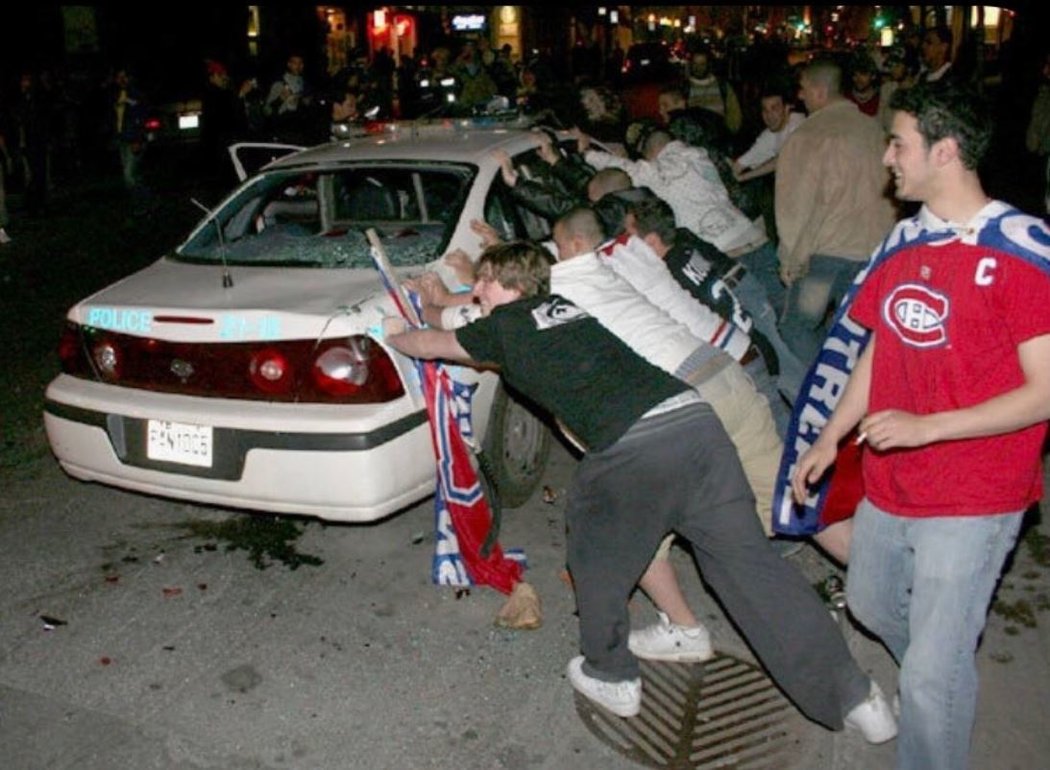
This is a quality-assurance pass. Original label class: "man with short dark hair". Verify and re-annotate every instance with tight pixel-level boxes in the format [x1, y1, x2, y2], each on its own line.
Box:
[732, 87, 804, 182]
[793, 81, 1050, 770]
[919, 25, 954, 83]
[775, 58, 897, 363]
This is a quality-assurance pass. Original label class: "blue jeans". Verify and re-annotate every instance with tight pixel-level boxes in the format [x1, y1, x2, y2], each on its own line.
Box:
[736, 241, 785, 314]
[730, 267, 806, 405]
[742, 354, 789, 439]
[729, 242, 806, 404]
[780, 255, 864, 365]
[847, 498, 1024, 770]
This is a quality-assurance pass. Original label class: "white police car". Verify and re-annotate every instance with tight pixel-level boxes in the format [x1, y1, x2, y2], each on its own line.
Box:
[44, 123, 566, 521]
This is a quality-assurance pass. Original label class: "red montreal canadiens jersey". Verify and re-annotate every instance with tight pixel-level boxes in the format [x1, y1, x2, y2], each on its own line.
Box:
[850, 235, 1050, 517]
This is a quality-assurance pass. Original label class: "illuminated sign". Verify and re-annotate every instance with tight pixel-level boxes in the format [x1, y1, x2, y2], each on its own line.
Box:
[86, 307, 153, 333]
[219, 314, 282, 341]
[451, 13, 486, 32]
[84, 306, 281, 341]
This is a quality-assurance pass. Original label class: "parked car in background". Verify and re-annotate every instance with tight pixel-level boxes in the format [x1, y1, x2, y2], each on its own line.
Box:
[144, 96, 203, 146]
[44, 122, 571, 522]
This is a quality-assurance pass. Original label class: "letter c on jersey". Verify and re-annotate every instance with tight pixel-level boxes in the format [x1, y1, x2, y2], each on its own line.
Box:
[975, 257, 997, 286]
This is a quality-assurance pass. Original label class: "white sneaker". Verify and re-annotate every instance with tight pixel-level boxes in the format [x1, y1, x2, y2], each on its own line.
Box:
[566, 656, 641, 718]
[0, 228, 11, 245]
[628, 612, 714, 663]
[844, 681, 898, 744]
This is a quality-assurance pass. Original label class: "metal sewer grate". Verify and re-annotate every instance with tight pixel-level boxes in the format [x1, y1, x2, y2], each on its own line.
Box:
[575, 654, 809, 769]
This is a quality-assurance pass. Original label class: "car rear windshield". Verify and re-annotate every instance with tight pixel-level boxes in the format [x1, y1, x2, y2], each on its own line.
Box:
[178, 163, 475, 268]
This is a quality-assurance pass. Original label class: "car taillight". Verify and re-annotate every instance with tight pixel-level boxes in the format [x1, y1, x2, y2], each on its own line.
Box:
[249, 348, 293, 394]
[58, 322, 92, 377]
[144, 117, 162, 132]
[308, 336, 404, 401]
[56, 327, 405, 404]
[92, 340, 122, 378]
[313, 342, 368, 396]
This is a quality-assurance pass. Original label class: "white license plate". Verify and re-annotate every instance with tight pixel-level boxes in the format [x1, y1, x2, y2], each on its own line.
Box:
[147, 419, 213, 467]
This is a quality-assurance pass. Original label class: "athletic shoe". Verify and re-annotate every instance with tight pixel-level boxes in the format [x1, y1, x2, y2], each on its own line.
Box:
[566, 656, 641, 718]
[844, 681, 898, 744]
[627, 612, 714, 663]
[0, 228, 11, 245]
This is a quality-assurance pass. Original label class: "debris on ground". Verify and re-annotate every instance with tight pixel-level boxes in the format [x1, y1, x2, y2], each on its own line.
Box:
[494, 581, 542, 630]
[176, 516, 324, 570]
[40, 615, 67, 631]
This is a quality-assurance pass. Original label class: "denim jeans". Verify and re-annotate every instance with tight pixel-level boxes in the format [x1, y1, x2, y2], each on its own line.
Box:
[736, 241, 785, 314]
[742, 354, 789, 440]
[779, 254, 865, 365]
[847, 498, 1024, 770]
[730, 247, 802, 405]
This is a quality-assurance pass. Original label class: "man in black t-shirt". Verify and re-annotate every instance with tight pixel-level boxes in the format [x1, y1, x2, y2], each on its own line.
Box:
[384, 242, 895, 741]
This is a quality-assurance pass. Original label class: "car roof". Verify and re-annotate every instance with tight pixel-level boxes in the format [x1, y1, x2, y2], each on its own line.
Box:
[265, 125, 549, 171]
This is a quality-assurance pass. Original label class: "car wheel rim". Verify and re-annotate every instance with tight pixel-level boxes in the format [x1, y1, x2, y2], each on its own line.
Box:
[501, 399, 543, 483]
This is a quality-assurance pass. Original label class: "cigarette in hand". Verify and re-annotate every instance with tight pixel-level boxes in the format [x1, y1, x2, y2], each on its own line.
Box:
[855, 432, 868, 446]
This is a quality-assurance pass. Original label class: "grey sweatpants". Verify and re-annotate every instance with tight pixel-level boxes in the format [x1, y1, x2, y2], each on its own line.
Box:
[564, 402, 869, 730]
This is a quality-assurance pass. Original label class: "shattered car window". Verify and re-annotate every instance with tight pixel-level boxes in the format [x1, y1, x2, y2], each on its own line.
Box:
[178, 164, 475, 268]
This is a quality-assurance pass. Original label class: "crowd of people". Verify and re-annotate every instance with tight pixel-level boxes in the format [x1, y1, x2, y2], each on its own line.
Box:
[381, 34, 1049, 770]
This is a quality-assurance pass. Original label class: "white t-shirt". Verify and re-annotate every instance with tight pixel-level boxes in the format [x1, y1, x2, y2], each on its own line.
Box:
[735, 111, 805, 170]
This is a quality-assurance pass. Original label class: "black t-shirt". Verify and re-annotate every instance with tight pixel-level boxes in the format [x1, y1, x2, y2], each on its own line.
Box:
[665, 228, 779, 375]
[456, 294, 688, 452]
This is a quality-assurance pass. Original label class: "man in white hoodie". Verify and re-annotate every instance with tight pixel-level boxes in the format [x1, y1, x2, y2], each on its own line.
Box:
[575, 127, 787, 366]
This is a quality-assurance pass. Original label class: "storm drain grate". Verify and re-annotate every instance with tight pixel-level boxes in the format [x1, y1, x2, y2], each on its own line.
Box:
[575, 654, 809, 769]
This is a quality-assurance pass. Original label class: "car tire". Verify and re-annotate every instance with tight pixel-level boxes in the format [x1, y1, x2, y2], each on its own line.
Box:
[482, 384, 550, 508]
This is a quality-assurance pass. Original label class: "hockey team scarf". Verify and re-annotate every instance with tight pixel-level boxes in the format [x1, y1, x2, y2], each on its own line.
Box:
[369, 237, 523, 593]
[772, 203, 1050, 535]
[421, 363, 524, 594]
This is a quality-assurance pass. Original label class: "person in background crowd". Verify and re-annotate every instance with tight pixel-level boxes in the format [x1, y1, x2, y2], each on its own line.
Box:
[452, 41, 498, 111]
[793, 80, 1050, 770]
[331, 83, 362, 124]
[576, 85, 628, 151]
[200, 59, 243, 179]
[370, 46, 396, 117]
[774, 59, 897, 364]
[847, 51, 881, 118]
[686, 45, 743, 139]
[109, 67, 150, 211]
[919, 25, 955, 83]
[1026, 50, 1050, 215]
[265, 53, 316, 143]
[489, 44, 518, 100]
[732, 82, 804, 183]
[658, 84, 731, 157]
[10, 69, 52, 217]
[878, 48, 917, 131]
[266, 53, 308, 118]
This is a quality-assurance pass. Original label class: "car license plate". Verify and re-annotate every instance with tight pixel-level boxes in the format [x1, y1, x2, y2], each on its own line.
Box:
[147, 419, 213, 467]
